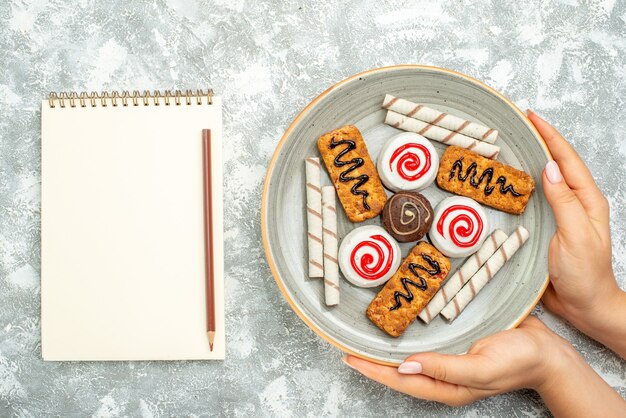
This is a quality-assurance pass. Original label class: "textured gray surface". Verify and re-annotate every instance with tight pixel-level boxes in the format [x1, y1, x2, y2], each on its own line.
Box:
[0, 0, 625, 416]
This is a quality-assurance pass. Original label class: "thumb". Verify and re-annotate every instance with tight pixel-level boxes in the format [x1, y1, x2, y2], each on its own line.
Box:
[542, 160, 589, 239]
[540, 283, 565, 317]
[400, 352, 486, 387]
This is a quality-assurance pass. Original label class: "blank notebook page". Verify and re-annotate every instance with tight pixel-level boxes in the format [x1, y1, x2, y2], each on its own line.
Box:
[41, 96, 224, 360]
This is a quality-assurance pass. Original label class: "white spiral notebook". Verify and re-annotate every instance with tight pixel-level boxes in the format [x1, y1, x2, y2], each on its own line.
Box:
[41, 90, 224, 361]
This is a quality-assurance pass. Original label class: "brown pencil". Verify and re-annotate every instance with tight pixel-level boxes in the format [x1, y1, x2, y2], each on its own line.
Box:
[202, 129, 216, 351]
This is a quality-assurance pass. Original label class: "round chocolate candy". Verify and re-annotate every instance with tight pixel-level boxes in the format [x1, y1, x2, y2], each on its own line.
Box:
[381, 192, 434, 242]
[338, 225, 401, 288]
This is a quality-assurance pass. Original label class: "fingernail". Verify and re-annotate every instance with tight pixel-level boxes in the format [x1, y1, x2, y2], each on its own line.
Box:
[545, 160, 563, 184]
[341, 355, 356, 370]
[398, 361, 422, 374]
[526, 109, 534, 116]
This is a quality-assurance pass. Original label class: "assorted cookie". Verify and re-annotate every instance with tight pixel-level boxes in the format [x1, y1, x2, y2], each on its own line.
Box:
[429, 196, 490, 258]
[366, 242, 450, 337]
[305, 157, 324, 278]
[384, 111, 500, 159]
[419, 229, 509, 324]
[305, 101, 535, 332]
[382, 94, 499, 144]
[317, 125, 387, 222]
[437, 146, 535, 215]
[338, 225, 401, 288]
[381, 192, 433, 243]
[377, 132, 438, 192]
[440, 226, 530, 322]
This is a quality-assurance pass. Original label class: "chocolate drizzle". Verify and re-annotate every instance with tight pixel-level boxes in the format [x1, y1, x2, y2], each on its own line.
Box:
[330, 138, 370, 210]
[390, 254, 441, 311]
[449, 157, 522, 197]
[411, 254, 440, 276]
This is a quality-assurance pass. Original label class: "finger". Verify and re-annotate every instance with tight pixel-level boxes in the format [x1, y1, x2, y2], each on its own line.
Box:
[402, 351, 488, 388]
[527, 110, 599, 194]
[517, 315, 546, 329]
[343, 355, 477, 405]
[542, 162, 591, 242]
[527, 110, 607, 222]
[540, 283, 565, 317]
[517, 315, 553, 334]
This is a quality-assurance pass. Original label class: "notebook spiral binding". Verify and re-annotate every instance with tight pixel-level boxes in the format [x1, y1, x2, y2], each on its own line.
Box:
[48, 89, 214, 108]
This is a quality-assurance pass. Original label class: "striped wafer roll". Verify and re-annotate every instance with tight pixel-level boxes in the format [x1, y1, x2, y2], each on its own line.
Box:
[441, 226, 530, 322]
[385, 111, 500, 159]
[306, 157, 324, 278]
[322, 186, 340, 306]
[418, 229, 508, 324]
[383, 95, 499, 144]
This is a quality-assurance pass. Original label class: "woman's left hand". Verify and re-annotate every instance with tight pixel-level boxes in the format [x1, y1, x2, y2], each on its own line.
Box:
[343, 316, 568, 406]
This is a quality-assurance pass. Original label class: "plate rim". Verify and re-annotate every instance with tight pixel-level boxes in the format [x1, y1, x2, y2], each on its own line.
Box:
[261, 64, 553, 367]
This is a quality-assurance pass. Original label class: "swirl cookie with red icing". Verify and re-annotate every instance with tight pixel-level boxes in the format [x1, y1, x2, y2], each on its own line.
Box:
[338, 225, 401, 288]
[381, 192, 434, 243]
[429, 196, 490, 258]
[377, 132, 439, 192]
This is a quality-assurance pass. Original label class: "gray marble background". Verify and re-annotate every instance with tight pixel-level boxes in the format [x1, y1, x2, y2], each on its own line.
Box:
[1, 0, 625, 416]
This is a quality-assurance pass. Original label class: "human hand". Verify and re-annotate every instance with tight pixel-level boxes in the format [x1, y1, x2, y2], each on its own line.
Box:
[344, 316, 626, 415]
[343, 316, 568, 406]
[342, 112, 626, 414]
[527, 111, 626, 357]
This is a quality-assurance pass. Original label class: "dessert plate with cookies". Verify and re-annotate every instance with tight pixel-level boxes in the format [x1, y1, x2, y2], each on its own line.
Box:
[262, 65, 554, 366]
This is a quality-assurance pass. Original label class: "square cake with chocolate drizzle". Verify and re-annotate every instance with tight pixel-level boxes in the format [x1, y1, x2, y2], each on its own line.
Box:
[366, 242, 450, 337]
[436, 146, 536, 215]
[317, 125, 387, 222]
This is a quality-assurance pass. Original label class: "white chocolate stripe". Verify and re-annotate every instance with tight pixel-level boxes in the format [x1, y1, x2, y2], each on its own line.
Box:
[383, 94, 499, 144]
[308, 232, 322, 244]
[452, 298, 461, 316]
[426, 312, 432, 323]
[385, 110, 500, 159]
[307, 207, 322, 219]
[419, 229, 508, 324]
[441, 226, 530, 322]
[305, 157, 321, 168]
[456, 120, 471, 132]
[306, 157, 324, 278]
[307, 182, 321, 193]
[407, 104, 423, 117]
[321, 186, 340, 306]
[382, 95, 399, 109]
[309, 259, 323, 270]
[324, 279, 340, 291]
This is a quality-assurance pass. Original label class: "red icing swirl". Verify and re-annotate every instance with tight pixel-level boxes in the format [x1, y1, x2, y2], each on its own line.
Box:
[436, 205, 484, 248]
[350, 234, 394, 280]
[389, 143, 432, 181]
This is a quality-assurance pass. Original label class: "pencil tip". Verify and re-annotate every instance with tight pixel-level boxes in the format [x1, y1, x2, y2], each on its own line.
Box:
[208, 331, 216, 351]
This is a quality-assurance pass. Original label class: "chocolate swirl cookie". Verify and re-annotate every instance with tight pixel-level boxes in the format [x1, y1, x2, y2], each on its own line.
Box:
[381, 192, 434, 242]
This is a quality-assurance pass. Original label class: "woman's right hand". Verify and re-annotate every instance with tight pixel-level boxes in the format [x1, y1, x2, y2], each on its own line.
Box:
[528, 110, 626, 358]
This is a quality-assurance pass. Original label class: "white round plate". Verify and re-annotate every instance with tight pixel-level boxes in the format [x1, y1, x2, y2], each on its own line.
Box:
[262, 65, 553, 365]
